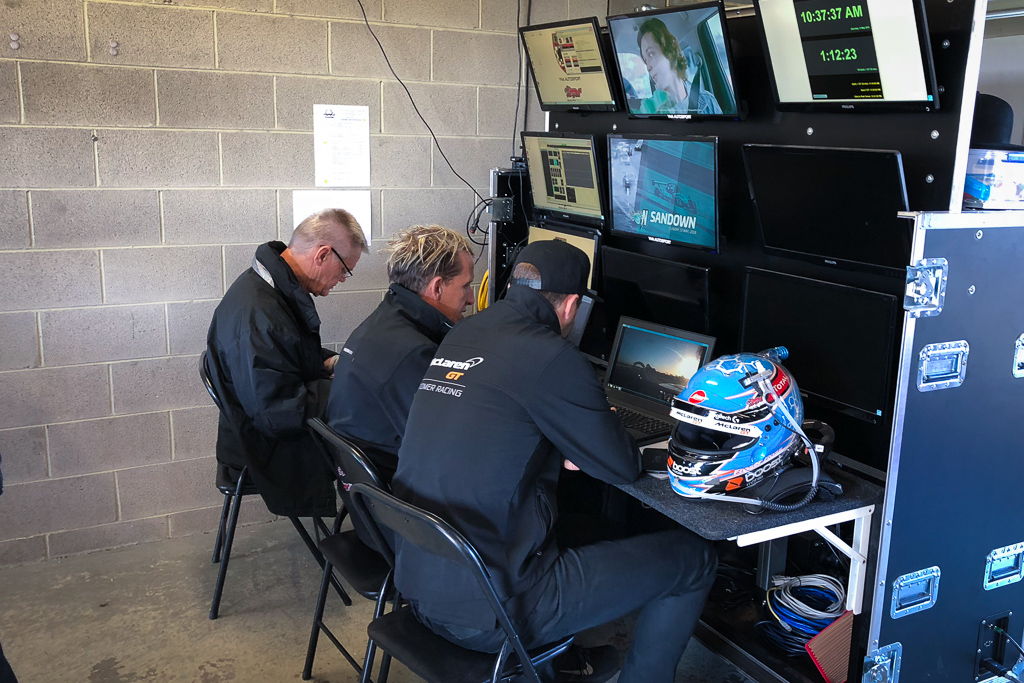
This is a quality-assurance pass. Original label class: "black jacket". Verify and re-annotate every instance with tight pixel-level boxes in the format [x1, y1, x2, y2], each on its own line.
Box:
[391, 286, 640, 629]
[325, 283, 452, 479]
[206, 241, 336, 518]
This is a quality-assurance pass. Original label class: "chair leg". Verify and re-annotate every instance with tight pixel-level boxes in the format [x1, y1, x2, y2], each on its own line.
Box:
[375, 592, 402, 683]
[209, 485, 244, 620]
[302, 560, 334, 680]
[289, 517, 353, 607]
[359, 574, 392, 683]
[211, 492, 231, 564]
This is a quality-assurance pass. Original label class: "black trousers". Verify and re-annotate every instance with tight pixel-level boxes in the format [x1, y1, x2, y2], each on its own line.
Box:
[0, 642, 17, 683]
[422, 528, 718, 683]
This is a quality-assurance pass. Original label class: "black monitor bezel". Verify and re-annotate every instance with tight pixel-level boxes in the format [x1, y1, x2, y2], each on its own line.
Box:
[605, 315, 717, 413]
[741, 143, 912, 276]
[527, 220, 603, 291]
[752, 0, 941, 113]
[739, 266, 899, 424]
[606, 1, 742, 120]
[519, 16, 620, 113]
[522, 130, 607, 228]
[600, 245, 712, 334]
[607, 133, 719, 252]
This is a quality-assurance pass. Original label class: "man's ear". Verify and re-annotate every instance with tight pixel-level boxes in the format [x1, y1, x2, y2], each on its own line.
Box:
[559, 294, 580, 325]
[314, 244, 332, 265]
[421, 275, 445, 303]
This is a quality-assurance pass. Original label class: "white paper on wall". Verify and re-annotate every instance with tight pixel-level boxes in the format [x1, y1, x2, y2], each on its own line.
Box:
[313, 104, 370, 187]
[292, 189, 372, 245]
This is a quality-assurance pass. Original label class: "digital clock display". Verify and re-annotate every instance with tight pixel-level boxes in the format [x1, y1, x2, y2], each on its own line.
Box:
[820, 47, 858, 62]
[799, 4, 864, 23]
[757, 0, 938, 108]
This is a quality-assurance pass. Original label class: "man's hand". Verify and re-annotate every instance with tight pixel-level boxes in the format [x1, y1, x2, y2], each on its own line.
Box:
[563, 459, 581, 471]
[324, 355, 339, 374]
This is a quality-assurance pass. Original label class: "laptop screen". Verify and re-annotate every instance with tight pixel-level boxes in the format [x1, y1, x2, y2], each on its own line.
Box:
[605, 317, 716, 408]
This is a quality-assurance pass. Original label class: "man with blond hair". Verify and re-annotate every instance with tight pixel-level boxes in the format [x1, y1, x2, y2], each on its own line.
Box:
[326, 224, 474, 478]
[206, 209, 367, 517]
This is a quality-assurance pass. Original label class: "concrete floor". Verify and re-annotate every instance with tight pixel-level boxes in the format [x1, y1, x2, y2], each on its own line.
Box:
[0, 519, 753, 682]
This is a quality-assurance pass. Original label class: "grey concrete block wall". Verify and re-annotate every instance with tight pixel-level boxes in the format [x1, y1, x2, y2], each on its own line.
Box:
[0, 0, 532, 565]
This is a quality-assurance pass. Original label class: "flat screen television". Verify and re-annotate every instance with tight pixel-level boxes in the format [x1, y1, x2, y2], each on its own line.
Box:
[742, 144, 911, 274]
[527, 222, 602, 290]
[608, 134, 718, 251]
[519, 17, 619, 112]
[607, 2, 740, 118]
[522, 131, 605, 227]
[740, 267, 899, 423]
[754, 0, 939, 111]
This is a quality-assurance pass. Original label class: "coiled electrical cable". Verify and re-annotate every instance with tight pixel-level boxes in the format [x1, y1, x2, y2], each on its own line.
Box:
[755, 574, 846, 657]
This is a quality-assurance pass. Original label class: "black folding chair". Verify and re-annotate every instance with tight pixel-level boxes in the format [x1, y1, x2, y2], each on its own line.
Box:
[302, 418, 391, 680]
[347, 482, 574, 683]
[198, 351, 351, 620]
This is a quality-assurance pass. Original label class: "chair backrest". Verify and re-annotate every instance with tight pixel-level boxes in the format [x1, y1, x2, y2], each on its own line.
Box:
[199, 350, 224, 412]
[347, 482, 541, 679]
[972, 92, 1015, 146]
[306, 418, 385, 491]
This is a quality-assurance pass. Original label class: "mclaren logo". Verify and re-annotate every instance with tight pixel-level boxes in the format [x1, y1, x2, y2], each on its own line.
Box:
[430, 356, 484, 371]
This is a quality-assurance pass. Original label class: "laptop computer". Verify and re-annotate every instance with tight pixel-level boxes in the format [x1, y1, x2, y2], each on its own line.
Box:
[603, 317, 716, 445]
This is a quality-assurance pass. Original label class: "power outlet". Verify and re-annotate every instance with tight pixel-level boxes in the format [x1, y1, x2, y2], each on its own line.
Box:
[976, 611, 1015, 681]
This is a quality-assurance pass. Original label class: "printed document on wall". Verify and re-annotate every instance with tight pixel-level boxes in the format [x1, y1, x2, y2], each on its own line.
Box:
[313, 104, 370, 187]
[292, 190, 372, 245]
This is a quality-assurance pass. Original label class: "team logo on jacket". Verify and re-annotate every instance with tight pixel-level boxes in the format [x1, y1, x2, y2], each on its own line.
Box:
[430, 356, 484, 371]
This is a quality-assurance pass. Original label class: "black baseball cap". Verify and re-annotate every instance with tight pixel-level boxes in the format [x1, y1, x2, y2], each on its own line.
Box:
[512, 240, 589, 295]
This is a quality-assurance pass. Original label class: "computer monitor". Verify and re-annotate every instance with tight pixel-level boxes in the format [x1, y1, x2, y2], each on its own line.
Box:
[602, 246, 711, 334]
[522, 132, 605, 227]
[519, 17, 619, 112]
[742, 144, 911, 274]
[607, 2, 740, 118]
[754, 0, 939, 111]
[740, 268, 899, 423]
[608, 134, 718, 251]
[527, 222, 601, 290]
[606, 317, 716, 407]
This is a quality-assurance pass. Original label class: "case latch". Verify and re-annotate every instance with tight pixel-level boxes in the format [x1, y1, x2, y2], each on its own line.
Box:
[917, 341, 969, 392]
[1013, 334, 1024, 379]
[984, 542, 1024, 591]
[891, 566, 941, 619]
[862, 642, 902, 683]
[904, 258, 948, 318]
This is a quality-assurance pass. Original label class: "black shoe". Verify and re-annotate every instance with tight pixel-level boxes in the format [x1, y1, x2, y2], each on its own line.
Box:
[552, 644, 621, 683]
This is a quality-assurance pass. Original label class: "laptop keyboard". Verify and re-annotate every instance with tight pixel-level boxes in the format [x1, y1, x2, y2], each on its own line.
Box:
[616, 407, 672, 436]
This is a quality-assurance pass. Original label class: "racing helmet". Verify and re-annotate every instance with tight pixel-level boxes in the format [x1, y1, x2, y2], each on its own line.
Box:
[667, 352, 805, 497]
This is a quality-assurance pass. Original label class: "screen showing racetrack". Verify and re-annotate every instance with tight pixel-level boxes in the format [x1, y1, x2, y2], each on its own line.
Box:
[609, 135, 717, 250]
[523, 134, 604, 221]
[520, 19, 617, 109]
[757, 0, 936, 107]
[606, 322, 712, 406]
[608, 4, 738, 117]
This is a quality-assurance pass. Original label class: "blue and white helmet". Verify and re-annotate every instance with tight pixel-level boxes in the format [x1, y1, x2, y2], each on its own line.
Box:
[667, 352, 805, 497]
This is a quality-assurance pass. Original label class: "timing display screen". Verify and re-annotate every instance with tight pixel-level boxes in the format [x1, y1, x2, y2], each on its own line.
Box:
[609, 135, 717, 250]
[520, 19, 617, 110]
[757, 0, 936, 108]
[523, 133, 604, 222]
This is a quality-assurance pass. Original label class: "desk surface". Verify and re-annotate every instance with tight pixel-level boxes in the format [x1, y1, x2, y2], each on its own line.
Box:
[616, 467, 883, 541]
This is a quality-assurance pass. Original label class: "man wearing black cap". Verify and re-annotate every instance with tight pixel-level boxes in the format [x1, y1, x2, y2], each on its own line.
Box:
[391, 240, 717, 682]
